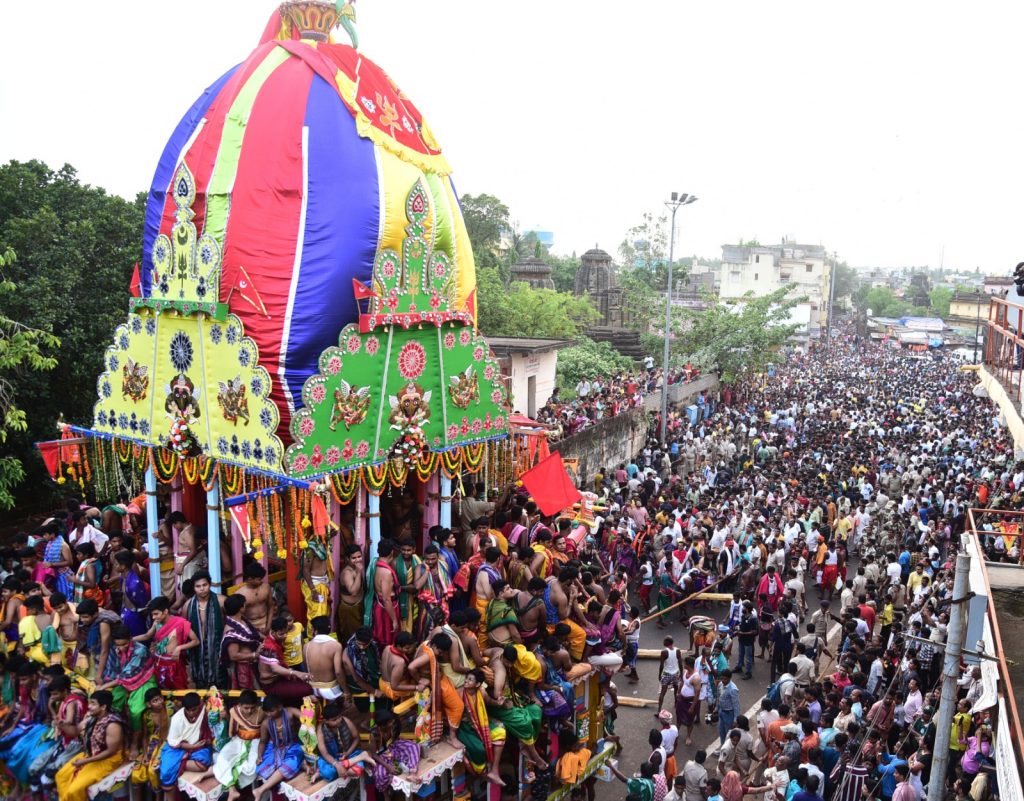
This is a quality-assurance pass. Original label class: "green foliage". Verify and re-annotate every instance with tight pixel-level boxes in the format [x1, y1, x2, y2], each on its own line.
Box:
[619, 265, 662, 332]
[460, 193, 510, 272]
[476, 267, 598, 339]
[0, 247, 60, 509]
[929, 286, 953, 318]
[618, 212, 669, 274]
[555, 336, 633, 392]
[676, 286, 804, 383]
[547, 255, 579, 293]
[0, 160, 143, 509]
[831, 262, 857, 299]
[737, 238, 762, 247]
[863, 286, 911, 318]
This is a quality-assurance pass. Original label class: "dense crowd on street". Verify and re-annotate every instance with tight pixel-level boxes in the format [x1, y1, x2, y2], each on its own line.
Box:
[0, 333, 1015, 801]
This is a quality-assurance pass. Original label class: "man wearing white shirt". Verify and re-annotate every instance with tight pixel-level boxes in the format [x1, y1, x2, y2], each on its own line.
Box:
[67, 509, 109, 552]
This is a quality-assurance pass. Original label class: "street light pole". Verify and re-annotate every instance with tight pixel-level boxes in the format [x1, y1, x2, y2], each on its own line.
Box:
[825, 251, 837, 346]
[660, 192, 698, 444]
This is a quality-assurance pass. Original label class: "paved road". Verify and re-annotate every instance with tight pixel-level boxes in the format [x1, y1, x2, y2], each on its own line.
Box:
[593, 587, 846, 800]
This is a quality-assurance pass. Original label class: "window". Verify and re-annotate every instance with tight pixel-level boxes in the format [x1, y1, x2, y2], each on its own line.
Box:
[755, 255, 761, 263]
[754, 273, 759, 281]
[806, 264, 814, 273]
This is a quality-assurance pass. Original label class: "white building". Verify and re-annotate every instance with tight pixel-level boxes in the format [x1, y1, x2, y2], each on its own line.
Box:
[485, 337, 573, 418]
[718, 241, 833, 338]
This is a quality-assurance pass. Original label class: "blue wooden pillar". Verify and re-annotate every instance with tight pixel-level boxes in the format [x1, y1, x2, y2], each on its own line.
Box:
[440, 475, 453, 529]
[207, 482, 222, 592]
[368, 492, 381, 560]
[145, 466, 161, 596]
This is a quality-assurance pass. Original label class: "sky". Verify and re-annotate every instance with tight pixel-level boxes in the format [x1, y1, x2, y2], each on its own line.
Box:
[3, 1, 1022, 273]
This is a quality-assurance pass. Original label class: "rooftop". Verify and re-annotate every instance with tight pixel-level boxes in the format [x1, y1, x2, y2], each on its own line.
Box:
[485, 336, 575, 355]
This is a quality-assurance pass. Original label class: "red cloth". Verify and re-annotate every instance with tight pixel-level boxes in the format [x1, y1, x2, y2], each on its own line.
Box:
[520, 452, 582, 516]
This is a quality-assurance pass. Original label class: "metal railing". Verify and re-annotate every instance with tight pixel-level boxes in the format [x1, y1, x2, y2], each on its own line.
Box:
[966, 508, 1024, 787]
[985, 296, 1024, 400]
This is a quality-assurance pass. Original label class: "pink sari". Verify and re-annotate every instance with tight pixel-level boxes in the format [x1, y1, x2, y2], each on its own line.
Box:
[154, 615, 191, 689]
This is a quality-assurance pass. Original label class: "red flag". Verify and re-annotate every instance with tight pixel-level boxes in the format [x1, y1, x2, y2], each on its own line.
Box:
[228, 504, 251, 547]
[129, 262, 142, 297]
[352, 279, 377, 300]
[37, 442, 61, 479]
[463, 288, 477, 321]
[519, 451, 582, 516]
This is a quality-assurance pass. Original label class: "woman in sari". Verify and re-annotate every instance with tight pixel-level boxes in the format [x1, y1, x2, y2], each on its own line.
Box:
[138, 596, 197, 690]
[251, 696, 305, 799]
[39, 525, 74, 598]
[366, 709, 419, 797]
[27, 675, 87, 792]
[115, 551, 150, 637]
[96, 624, 156, 732]
[70, 542, 105, 606]
[54, 690, 127, 801]
[18, 595, 61, 665]
[456, 670, 506, 786]
[129, 687, 169, 796]
[221, 594, 262, 690]
[2, 661, 51, 785]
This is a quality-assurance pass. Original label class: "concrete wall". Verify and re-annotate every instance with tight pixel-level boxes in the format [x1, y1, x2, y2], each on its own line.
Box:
[554, 408, 650, 487]
[505, 350, 558, 418]
[973, 364, 1024, 452]
[643, 373, 721, 411]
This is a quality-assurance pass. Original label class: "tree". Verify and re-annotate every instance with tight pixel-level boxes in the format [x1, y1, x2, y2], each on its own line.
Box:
[0, 160, 143, 509]
[476, 267, 598, 339]
[863, 286, 912, 318]
[929, 286, 953, 318]
[460, 193, 510, 272]
[831, 262, 858, 300]
[555, 337, 633, 393]
[675, 286, 804, 383]
[547, 254, 579, 293]
[0, 247, 60, 509]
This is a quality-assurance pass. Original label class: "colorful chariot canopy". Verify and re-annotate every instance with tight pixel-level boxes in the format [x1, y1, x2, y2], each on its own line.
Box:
[89, 1, 509, 479]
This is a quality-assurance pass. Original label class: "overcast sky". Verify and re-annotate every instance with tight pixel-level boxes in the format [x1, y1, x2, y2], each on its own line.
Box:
[4, 1, 1021, 273]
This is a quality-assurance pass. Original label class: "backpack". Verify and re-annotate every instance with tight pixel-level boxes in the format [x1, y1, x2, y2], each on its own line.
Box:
[766, 676, 794, 707]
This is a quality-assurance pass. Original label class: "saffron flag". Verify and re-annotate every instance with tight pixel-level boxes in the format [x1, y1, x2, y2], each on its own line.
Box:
[519, 452, 582, 516]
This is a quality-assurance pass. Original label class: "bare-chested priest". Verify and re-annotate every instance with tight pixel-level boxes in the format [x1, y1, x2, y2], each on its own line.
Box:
[304, 615, 345, 701]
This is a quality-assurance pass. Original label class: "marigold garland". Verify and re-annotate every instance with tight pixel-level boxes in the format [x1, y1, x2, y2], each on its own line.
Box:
[152, 447, 179, 483]
[462, 442, 485, 474]
[115, 438, 133, 464]
[329, 470, 359, 504]
[441, 449, 462, 478]
[414, 452, 438, 482]
[220, 464, 244, 496]
[363, 463, 390, 496]
[201, 458, 218, 492]
[182, 457, 201, 486]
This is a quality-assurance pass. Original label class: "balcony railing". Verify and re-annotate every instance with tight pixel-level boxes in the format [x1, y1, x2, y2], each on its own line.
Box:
[985, 296, 1024, 400]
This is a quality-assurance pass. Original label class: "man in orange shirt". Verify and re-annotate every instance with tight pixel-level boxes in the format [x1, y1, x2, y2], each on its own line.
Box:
[764, 703, 792, 767]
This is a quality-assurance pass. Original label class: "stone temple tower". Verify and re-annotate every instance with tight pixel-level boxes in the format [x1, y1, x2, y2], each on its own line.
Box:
[574, 247, 629, 328]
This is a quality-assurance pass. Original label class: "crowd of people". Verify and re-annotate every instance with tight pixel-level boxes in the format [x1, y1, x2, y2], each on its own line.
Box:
[0, 333, 1016, 801]
[536, 361, 703, 439]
